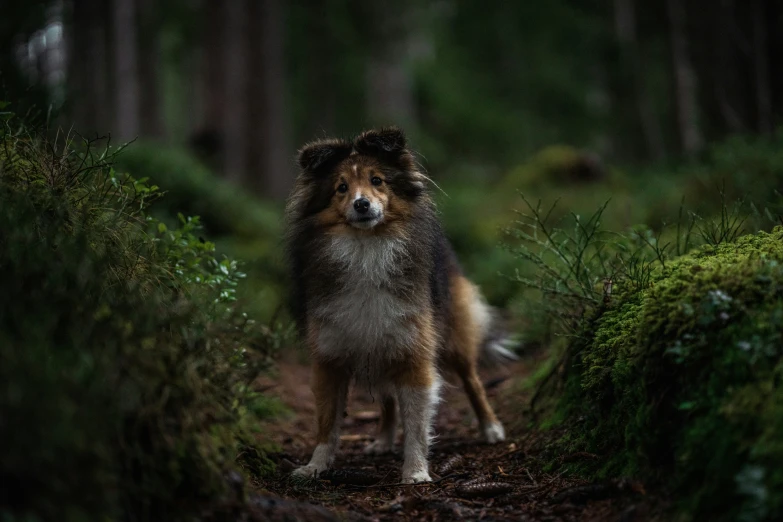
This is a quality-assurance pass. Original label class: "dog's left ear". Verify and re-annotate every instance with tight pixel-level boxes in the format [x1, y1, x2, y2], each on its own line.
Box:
[297, 139, 352, 176]
[354, 127, 407, 157]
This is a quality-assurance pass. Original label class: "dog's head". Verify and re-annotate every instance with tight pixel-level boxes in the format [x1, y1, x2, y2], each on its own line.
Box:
[291, 128, 427, 231]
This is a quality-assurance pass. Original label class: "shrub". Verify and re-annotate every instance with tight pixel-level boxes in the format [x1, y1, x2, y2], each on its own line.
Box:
[505, 186, 783, 520]
[0, 113, 281, 521]
[114, 142, 289, 323]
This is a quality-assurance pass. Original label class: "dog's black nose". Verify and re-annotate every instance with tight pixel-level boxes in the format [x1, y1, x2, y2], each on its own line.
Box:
[354, 198, 370, 214]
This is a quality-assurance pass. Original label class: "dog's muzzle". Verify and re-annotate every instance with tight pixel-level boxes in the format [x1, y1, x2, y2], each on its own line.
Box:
[349, 197, 383, 228]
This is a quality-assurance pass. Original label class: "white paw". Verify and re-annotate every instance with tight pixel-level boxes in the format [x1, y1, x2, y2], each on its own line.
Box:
[482, 422, 506, 444]
[401, 470, 432, 484]
[291, 464, 325, 479]
[363, 439, 394, 455]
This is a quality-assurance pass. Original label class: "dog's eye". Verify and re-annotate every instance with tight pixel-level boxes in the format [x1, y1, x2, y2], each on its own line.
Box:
[371, 177, 383, 186]
[337, 183, 348, 193]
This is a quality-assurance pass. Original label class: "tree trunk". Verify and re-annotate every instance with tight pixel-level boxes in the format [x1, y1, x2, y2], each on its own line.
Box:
[137, 0, 162, 139]
[222, 0, 248, 183]
[303, 0, 337, 138]
[69, 0, 111, 136]
[191, 0, 226, 169]
[768, 0, 783, 127]
[666, 0, 703, 156]
[365, 3, 415, 129]
[713, 0, 745, 133]
[200, 0, 224, 130]
[613, 0, 666, 161]
[112, 0, 140, 143]
[247, 0, 292, 199]
[751, 0, 772, 134]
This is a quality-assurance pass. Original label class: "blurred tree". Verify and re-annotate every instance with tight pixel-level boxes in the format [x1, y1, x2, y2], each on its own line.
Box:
[666, 0, 703, 156]
[67, 0, 111, 135]
[112, 0, 140, 142]
[138, 0, 162, 138]
[296, 0, 337, 136]
[612, 0, 666, 161]
[364, 0, 416, 129]
[192, 0, 226, 169]
[287, 0, 371, 141]
[222, 0, 247, 184]
[713, 0, 750, 133]
[247, 0, 292, 199]
[751, 0, 772, 135]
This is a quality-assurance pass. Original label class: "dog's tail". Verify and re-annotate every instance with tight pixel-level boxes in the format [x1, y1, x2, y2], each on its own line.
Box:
[468, 284, 521, 367]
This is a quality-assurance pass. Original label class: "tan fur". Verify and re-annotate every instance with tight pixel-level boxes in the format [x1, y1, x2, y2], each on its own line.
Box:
[376, 396, 396, 440]
[441, 275, 500, 426]
[311, 361, 348, 444]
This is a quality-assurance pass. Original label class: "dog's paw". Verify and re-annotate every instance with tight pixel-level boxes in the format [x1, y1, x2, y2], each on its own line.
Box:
[291, 464, 324, 479]
[363, 439, 393, 455]
[482, 422, 506, 444]
[401, 470, 432, 484]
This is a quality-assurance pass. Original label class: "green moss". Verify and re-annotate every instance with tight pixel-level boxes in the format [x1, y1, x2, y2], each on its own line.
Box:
[553, 227, 783, 520]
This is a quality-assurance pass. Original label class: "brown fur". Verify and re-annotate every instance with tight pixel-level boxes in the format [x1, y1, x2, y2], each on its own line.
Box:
[363, 274, 501, 440]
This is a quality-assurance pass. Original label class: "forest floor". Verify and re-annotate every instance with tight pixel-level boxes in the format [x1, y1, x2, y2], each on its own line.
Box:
[253, 352, 661, 521]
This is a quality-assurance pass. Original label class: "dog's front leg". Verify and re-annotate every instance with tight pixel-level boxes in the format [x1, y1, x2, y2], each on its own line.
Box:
[292, 361, 349, 478]
[396, 370, 441, 483]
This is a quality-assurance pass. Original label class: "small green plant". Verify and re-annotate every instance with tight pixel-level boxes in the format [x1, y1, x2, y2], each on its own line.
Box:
[503, 196, 616, 329]
[694, 184, 748, 247]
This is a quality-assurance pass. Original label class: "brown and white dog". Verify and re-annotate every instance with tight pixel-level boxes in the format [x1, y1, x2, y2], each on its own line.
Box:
[285, 128, 516, 483]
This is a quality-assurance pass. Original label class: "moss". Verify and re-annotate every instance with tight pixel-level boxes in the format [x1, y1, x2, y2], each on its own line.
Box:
[551, 227, 783, 520]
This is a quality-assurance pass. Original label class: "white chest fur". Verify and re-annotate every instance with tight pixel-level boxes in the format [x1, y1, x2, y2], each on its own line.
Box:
[312, 235, 420, 365]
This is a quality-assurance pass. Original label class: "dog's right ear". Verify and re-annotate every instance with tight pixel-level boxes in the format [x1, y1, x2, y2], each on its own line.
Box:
[297, 139, 352, 176]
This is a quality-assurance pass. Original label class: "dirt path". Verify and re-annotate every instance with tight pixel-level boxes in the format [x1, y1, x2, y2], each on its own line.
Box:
[253, 354, 654, 521]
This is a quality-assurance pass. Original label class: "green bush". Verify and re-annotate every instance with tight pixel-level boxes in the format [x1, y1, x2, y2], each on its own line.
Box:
[0, 116, 281, 521]
[114, 142, 288, 323]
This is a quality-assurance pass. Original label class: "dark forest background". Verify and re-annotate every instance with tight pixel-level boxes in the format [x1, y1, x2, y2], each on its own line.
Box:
[4, 0, 783, 199]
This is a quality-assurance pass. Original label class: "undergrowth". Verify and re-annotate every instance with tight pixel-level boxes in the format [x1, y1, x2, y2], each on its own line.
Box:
[506, 187, 783, 521]
[0, 106, 284, 521]
[114, 142, 289, 324]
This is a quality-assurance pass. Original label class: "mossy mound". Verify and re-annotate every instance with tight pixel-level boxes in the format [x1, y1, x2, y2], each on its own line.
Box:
[557, 227, 783, 521]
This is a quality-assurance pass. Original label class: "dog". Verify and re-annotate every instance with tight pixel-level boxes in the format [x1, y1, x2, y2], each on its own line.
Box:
[284, 127, 517, 483]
